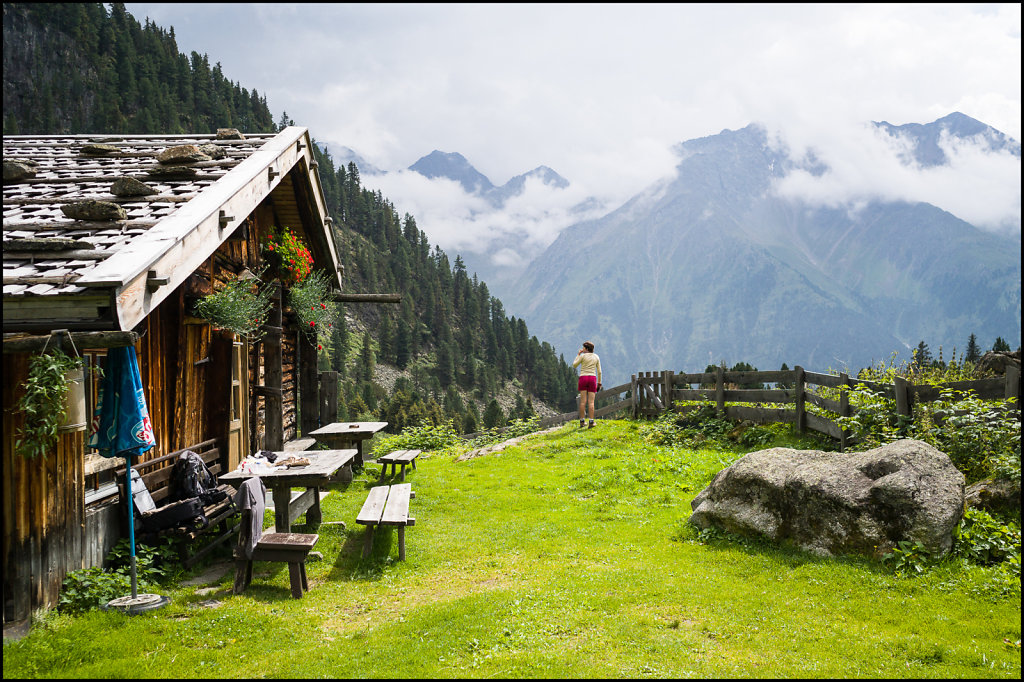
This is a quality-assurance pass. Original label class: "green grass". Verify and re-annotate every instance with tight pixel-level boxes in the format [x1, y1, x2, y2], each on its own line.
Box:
[4, 421, 1020, 678]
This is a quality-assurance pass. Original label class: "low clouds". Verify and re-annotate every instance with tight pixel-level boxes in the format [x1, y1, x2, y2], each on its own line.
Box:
[771, 124, 1022, 233]
[363, 170, 613, 271]
[124, 2, 1021, 251]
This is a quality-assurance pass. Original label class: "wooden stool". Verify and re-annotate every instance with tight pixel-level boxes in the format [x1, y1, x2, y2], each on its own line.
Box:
[233, 507, 319, 598]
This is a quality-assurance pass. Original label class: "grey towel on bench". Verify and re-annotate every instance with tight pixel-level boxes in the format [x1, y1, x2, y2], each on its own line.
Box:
[235, 477, 266, 559]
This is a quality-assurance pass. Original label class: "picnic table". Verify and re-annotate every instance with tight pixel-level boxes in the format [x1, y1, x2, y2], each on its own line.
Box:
[220, 449, 357, 532]
[308, 421, 388, 468]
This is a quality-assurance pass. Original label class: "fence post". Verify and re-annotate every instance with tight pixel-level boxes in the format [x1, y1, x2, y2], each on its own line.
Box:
[715, 365, 725, 416]
[894, 376, 912, 433]
[794, 365, 806, 433]
[631, 374, 638, 418]
[663, 370, 674, 412]
[1005, 365, 1020, 401]
[839, 372, 850, 452]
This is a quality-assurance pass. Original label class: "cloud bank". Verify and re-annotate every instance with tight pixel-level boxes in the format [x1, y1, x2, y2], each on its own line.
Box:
[771, 124, 1021, 233]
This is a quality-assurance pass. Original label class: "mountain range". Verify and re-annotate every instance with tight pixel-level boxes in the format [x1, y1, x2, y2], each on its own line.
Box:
[501, 112, 1021, 385]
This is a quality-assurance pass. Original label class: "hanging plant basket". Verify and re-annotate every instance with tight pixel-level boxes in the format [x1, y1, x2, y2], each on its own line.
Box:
[15, 346, 87, 458]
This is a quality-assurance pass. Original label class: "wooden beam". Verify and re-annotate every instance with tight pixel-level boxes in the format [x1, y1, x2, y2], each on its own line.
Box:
[331, 293, 401, 304]
[3, 330, 138, 353]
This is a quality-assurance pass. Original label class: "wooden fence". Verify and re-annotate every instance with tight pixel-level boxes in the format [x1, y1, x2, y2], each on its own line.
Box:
[631, 365, 1021, 449]
[464, 365, 1020, 445]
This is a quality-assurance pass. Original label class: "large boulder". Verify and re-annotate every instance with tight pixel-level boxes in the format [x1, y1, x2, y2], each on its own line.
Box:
[689, 439, 965, 558]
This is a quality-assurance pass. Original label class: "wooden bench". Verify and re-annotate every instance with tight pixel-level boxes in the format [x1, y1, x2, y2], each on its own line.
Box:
[116, 438, 240, 568]
[377, 449, 421, 482]
[356, 483, 416, 560]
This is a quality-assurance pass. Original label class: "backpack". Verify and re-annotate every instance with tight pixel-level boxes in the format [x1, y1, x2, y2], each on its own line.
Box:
[169, 450, 227, 505]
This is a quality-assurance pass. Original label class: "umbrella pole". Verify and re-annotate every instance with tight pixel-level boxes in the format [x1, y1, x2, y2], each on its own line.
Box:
[126, 452, 138, 598]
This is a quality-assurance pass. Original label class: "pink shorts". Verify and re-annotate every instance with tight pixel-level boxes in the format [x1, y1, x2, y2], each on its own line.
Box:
[578, 375, 598, 393]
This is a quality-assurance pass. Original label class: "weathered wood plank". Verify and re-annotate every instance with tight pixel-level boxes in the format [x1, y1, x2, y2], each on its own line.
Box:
[356, 486, 389, 525]
[380, 483, 412, 526]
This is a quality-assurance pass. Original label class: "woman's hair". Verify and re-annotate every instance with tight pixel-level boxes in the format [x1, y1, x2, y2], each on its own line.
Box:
[582, 341, 595, 353]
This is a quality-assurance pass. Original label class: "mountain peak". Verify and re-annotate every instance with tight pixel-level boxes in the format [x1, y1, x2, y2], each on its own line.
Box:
[408, 150, 494, 194]
[873, 112, 1020, 166]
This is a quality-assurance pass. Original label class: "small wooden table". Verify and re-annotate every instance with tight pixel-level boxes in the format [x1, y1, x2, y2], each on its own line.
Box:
[308, 421, 388, 467]
[220, 449, 357, 532]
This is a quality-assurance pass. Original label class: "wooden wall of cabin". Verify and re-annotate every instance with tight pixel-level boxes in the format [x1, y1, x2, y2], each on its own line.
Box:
[136, 224, 260, 468]
[2, 353, 87, 625]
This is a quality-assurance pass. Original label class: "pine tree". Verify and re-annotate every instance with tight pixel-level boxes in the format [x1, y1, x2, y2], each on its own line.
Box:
[965, 334, 981, 363]
[483, 399, 504, 429]
[914, 341, 933, 368]
[992, 337, 1011, 352]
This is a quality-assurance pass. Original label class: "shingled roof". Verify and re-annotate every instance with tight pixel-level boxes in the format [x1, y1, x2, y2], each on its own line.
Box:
[3, 126, 339, 334]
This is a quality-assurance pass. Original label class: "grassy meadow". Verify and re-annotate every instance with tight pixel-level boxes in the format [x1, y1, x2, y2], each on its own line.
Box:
[3, 420, 1020, 678]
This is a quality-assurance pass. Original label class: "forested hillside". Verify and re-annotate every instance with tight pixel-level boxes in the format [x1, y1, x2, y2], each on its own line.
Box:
[3, 2, 580, 432]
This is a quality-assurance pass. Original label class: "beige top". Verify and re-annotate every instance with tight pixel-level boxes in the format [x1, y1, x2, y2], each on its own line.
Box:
[572, 352, 602, 383]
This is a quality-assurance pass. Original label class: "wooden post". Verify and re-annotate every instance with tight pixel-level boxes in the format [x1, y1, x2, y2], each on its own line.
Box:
[319, 371, 339, 425]
[894, 376, 911, 433]
[715, 365, 725, 416]
[298, 330, 318, 436]
[663, 370, 674, 412]
[794, 365, 806, 433]
[839, 372, 850, 452]
[631, 374, 638, 419]
[1005, 365, 1020, 401]
[264, 282, 283, 450]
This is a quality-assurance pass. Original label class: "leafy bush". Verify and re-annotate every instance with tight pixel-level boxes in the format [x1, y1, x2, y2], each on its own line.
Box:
[917, 392, 1020, 483]
[467, 416, 543, 448]
[58, 537, 178, 615]
[838, 386, 1020, 483]
[953, 508, 1021, 567]
[372, 418, 463, 456]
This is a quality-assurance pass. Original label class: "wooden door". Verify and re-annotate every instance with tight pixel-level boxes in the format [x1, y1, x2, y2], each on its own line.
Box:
[227, 338, 249, 469]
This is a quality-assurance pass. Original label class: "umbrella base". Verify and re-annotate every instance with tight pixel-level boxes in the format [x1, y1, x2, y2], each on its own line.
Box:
[103, 593, 170, 615]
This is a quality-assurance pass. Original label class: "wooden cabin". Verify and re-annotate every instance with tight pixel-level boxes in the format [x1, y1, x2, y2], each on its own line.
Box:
[2, 127, 342, 627]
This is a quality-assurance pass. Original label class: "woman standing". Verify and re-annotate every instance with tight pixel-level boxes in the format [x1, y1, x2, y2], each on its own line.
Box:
[573, 341, 603, 428]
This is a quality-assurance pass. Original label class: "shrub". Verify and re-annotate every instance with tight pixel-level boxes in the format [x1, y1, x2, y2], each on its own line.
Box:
[58, 538, 178, 614]
[953, 507, 1021, 567]
[372, 418, 463, 456]
[467, 416, 543, 449]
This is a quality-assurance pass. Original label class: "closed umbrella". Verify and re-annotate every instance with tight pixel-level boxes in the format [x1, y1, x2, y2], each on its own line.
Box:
[88, 346, 167, 613]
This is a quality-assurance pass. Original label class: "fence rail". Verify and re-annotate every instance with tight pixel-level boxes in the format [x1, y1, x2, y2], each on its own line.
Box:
[631, 365, 1020, 449]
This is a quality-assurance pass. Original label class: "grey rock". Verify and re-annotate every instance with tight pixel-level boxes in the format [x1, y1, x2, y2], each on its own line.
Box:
[60, 200, 127, 222]
[146, 166, 198, 180]
[965, 477, 1021, 517]
[689, 439, 965, 558]
[110, 175, 157, 197]
[80, 143, 119, 157]
[156, 144, 211, 165]
[216, 128, 245, 140]
[198, 143, 225, 159]
[3, 159, 38, 181]
[976, 350, 1021, 375]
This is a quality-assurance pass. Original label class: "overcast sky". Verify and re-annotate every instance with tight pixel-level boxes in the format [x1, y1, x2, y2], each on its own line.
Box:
[124, 3, 1021, 266]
